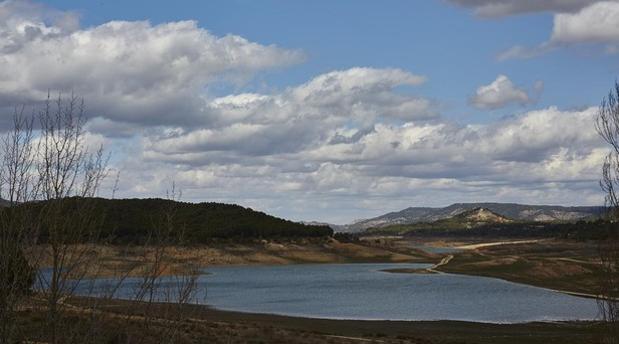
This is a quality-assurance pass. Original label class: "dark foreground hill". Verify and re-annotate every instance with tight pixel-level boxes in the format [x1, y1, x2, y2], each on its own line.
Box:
[26, 197, 333, 243]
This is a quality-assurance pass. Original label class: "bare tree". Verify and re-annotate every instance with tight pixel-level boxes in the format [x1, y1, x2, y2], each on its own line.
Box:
[0, 94, 200, 344]
[32, 93, 110, 344]
[0, 108, 38, 344]
[29, 95, 200, 343]
[595, 81, 619, 343]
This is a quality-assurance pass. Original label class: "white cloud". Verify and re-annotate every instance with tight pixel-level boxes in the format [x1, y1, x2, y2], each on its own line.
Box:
[496, 43, 555, 61]
[447, 0, 600, 17]
[551, 1, 619, 45]
[0, 1, 303, 129]
[0, 1, 606, 223]
[144, 67, 435, 158]
[496, 1, 619, 59]
[130, 97, 603, 223]
[291, 68, 425, 106]
[469, 75, 541, 109]
[0, 0, 79, 53]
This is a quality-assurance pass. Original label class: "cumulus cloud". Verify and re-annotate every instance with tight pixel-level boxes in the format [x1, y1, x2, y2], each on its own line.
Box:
[495, 1, 619, 59]
[469, 75, 542, 110]
[144, 67, 435, 158]
[125, 105, 604, 223]
[551, 1, 619, 46]
[140, 98, 601, 186]
[0, 0, 304, 129]
[0, 1, 606, 223]
[300, 106, 598, 170]
[447, 0, 600, 17]
[108, 66, 600, 223]
[0, 0, 79, 53]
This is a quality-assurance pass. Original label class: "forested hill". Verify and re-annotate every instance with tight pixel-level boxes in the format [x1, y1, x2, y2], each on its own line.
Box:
[27, 197, 333, 243]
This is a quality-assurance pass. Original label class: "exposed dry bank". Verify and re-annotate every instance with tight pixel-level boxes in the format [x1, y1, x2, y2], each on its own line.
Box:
[29, 237, 438, 278]
[371, 237, 604, 298]
[432, 238, 604, 297]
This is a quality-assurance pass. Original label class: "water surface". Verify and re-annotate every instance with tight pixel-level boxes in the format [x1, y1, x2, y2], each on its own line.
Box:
[200, 263, 598, 323]
[60, 263, 600, 323]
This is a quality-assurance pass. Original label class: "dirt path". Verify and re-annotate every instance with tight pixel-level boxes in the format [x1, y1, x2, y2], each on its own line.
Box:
[455, 239, 547, 250]
[426, 254, 453, 273]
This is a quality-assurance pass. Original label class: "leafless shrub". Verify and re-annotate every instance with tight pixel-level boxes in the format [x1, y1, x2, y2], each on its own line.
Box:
[596, 81, 619, 343]
[32, 93, 110, 343]
[0, 108, 38, 344]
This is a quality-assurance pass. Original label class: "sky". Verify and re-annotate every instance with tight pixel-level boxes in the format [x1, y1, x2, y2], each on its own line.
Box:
[0, 0, 618, 224]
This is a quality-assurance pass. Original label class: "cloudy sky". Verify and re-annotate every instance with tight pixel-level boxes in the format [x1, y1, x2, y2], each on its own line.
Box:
[1, 0, 617, 224]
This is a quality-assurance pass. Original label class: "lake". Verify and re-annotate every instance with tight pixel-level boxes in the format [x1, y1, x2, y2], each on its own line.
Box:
[201, 263, 599, 323]
[65, 263, 600, 323]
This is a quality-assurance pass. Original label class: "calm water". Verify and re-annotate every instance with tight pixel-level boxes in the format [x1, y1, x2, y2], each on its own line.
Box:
[59, 263, 600, 323]
[200, 263, 599, 323]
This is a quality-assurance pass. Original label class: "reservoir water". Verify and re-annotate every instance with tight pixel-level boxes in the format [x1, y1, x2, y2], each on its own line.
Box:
[66, 263, 600, 323]
[200, 263, 598, 323]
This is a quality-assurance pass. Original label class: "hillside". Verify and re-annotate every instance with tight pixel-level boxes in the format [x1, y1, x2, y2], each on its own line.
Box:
[366, 207, 612, 240]
[26, 197, 333, 243]
[452, 207, 512, 224]
[366, 207, 515, 235]
[344, 203, 603, 232]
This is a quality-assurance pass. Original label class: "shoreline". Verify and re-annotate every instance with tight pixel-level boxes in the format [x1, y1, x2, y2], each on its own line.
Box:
[377, 238, 607, 300]
[73, 297, 604, 343]
[381, 260, 604, 300]
[29, 236, 607, 342]
[37, 238, 607, 301]
[30, 239, 437, 278]
[203, 305, 597, 325]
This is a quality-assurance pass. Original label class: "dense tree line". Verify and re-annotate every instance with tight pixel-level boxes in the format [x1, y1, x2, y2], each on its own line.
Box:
[16, 197, 333, 244]
[368, 220, 615, 240]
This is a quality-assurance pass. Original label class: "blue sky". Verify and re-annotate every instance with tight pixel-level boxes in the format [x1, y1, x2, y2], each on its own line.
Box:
[45, 0, 616, 121]
[1, 0, 618, 223]
[42, 0, 619, 122]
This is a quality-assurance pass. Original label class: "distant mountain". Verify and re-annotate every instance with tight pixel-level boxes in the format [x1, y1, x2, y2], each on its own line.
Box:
[365, 207, 515, 235]
[342, 203, 604, 232]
